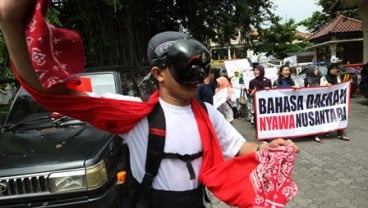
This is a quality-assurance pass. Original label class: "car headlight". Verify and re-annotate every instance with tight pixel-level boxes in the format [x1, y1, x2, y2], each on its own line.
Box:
[48, 160, 108, 193]
[86, 160, 108, 190]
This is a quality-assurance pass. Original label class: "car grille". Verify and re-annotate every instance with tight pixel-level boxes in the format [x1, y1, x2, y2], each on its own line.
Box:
[0, 174, 49, 199]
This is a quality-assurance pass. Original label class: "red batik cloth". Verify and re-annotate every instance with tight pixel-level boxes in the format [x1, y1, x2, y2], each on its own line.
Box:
[201, 146, 298, 207]
[25, 0, 84, 89]
[11, 0, 298, 207]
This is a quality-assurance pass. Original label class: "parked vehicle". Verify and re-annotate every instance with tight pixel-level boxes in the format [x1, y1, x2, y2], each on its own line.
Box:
[0, 70, 127, 207]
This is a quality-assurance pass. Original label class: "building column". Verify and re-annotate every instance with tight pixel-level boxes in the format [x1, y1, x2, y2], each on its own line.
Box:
[227, 47, 231, 60]
[329, 41, 337, 59]
[358, 1, 368, 64]
[312, 48, 317, 63]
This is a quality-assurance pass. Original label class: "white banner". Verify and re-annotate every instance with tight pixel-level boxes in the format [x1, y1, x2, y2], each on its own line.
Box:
[223, 59, 252, 77]
[254, 82, 351, 140]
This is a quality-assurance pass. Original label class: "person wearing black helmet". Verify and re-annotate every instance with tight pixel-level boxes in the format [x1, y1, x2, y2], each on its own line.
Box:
[0, 1, 299, 207]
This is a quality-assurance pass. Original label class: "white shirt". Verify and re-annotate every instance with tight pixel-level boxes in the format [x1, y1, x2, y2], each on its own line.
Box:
[231, 76, 241, 99]
[120, 98, 246, 191]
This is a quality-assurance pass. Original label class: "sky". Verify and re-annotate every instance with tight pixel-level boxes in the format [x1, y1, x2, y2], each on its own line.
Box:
[272, 0, 323, 32]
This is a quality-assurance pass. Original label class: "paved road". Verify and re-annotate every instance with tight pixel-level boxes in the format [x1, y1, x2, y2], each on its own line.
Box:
[210, 94, 368, 208]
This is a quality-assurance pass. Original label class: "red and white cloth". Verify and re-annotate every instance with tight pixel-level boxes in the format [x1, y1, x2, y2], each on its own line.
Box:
[11, 0, 299, 207]
[201, 146, 298, 208]
[25, 0, 84, 89]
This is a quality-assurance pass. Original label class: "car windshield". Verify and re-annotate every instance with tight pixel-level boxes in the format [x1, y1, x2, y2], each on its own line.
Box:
[5, 89, 47, 124]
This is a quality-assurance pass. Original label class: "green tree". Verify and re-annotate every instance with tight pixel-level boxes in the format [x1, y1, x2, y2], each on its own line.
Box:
[300, 0, 359, 33]
[53, 0, 275, 67]
[0, 1, 275, 69]
[254, 17, 312, 59]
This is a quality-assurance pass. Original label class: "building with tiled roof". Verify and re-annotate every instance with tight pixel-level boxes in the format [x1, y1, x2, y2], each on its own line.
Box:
[307, 15, 363, 64]
[308, 15, 362, 41]
[330, 0, 368, 64]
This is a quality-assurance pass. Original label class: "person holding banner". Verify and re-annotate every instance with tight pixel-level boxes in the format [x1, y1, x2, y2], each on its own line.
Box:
[304, 64, 321, 87]
[273, 65, 297, 89]
[320, 63, 350, 141]
[304, 64, 322, 142]
[290, 67, 305, 88]
[248, 64, 272, 126]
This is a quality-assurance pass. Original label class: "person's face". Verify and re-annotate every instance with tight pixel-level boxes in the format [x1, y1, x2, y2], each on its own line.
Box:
[329, 67, 338, 75]
[253, 68, 260, 77]
[280, 66, 291, 78]
[234, 71, 239, 77]
[314, 67, 319, 76]
[152, 66, 197, 103]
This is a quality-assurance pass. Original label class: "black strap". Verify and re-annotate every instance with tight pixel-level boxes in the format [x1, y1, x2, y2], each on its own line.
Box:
[134, 100, 208, 208]
[163, 151, 202, 180]
[143, 103, 166, 186]
[134, 104, 166, 208]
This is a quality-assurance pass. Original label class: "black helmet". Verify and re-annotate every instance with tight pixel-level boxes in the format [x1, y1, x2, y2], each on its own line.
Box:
[147, 31, 210, 86]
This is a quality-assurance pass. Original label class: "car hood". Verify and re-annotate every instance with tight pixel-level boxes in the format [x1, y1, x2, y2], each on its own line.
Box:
[0, 124, 115, 177]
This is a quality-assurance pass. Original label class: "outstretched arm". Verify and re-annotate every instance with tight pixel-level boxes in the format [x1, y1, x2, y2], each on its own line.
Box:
[0, 0, 77, 94]
[237, 138, 299, 156]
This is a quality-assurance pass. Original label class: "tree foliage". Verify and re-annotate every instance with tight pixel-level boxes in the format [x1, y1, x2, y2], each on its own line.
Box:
[0, 1, 275, 69]
[52, 0, 275, 67]
[300, 0, 359, 33]
[254, 17, 312, 59]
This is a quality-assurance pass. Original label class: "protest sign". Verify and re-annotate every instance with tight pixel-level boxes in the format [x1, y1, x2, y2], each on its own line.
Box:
[254, 82, 351, 140]
[223, 59, 252, 77]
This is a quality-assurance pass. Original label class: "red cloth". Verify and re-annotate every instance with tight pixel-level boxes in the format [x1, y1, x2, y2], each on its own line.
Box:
[67, 77, 92, 92]
[11, 0, 299, 207]
[202, 146, 298, 207]
[26, 0, 84, 89]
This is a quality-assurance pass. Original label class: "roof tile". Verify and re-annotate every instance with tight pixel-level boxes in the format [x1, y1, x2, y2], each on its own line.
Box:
[308, 15, 362, 41]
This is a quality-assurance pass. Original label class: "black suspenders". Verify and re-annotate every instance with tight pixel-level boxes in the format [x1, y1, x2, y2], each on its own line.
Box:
[131, 101, 208, 208]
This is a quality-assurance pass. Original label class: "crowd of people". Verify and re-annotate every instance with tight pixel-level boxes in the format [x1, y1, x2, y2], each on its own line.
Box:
[196, 62, 351, 143]
[0, 0, 354, 207]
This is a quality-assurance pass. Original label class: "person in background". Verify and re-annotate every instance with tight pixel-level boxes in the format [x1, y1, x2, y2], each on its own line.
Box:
[290, 66, 304, 88]
[230, 71, 242, 109]
[304, 64, 322, 142]
[220, 68, 230, 81]
[320, 63, 350, 141]
[248, 64, 272, 126]
[195, 68, 217, 105]
[304, 65, 321, 87]
[359, 63, 368, 98]
[215, 76, 235, 123]
[273, 65, 297, 89]
[237, 73, 247, 119]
